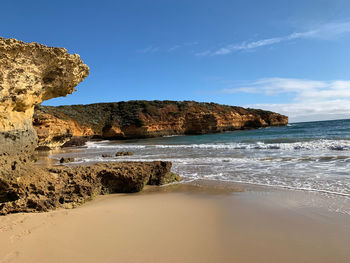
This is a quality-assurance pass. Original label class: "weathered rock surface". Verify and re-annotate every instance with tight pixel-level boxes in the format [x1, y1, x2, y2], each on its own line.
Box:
[0, 161, 180, 215]
[0, 37, 89, 162]
[34, 101, 288, 148]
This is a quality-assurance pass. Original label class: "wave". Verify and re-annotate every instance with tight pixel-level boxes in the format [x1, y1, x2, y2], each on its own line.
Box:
[57, 141, 350, 199]
[61, 156, 350, 198]
[86, 139, 350, 151]
[86, 141, 146, 149]
[60, 124, 350, 203]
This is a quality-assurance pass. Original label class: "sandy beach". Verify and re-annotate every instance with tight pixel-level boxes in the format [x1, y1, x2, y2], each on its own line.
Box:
[1, 181, 349, 263]
[2, 1, 350, 262]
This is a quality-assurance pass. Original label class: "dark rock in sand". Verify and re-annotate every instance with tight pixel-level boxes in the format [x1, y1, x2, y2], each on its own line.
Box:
[115, 151, 133, 157]
[59, 157, 75, 163]
[147, 161, 181, 185]
[62, 137, 89, 148]
[0, 161, 180, 215]
[102, 154, 112, 158]
[35, 146, 52, 151]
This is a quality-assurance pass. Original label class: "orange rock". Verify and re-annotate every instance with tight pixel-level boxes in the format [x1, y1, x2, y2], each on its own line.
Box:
[33, 101, 288, 148]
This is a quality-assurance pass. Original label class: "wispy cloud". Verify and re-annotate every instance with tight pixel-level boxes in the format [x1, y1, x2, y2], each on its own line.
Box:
[137, 45, 159, 53]
[168, 42, 198, 52]
[249, 100, 350, 123]
[221, 78, 350, 100]
[197, 21, 350, 56]
[137, 42, 198, 54]
[219, 77, 350, 122]
[168, 45, 181, 52]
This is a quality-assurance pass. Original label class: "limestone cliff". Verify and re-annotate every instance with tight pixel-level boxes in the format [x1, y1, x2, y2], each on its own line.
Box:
[0, 37, 89, 167]
[34, 101, 288, 148]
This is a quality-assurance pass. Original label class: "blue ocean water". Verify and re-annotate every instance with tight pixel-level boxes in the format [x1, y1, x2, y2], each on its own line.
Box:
[54, 119, 350, 197]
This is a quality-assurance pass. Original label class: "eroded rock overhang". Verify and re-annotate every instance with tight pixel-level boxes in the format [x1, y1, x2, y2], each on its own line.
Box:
[0, 37, 89, 162]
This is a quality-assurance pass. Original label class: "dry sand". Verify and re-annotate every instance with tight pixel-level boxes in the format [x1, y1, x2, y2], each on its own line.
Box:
[0, 181, 350, 263]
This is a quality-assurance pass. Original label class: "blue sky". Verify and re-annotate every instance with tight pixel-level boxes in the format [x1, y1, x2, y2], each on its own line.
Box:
[1, 0, 350, 122]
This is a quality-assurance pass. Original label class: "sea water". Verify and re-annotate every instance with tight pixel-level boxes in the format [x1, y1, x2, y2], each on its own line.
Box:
[52, 119, 350, 197]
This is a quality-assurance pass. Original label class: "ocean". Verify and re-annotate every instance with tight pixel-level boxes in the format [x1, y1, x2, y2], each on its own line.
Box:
[51, 119, 350, 197]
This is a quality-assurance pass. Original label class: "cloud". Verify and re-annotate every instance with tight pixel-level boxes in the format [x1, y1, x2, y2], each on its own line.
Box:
[168, 45, 181, 51]
[168, 42, 198, 52]
[137, 42, 198, 53]
[248, 100, 350, 123]
[137, 45, 159, 53]
[221, 78, 350, 100]
[197, 21, 350, 56]
[220, 78, 350, 122]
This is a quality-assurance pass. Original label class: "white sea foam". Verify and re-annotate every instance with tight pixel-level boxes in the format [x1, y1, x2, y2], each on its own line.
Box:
[86, 139, 350, 151]
[57, 137, 350, 199]
[86, 141, 146, 149]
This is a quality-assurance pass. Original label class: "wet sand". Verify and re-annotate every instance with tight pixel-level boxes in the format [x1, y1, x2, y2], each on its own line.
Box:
[1, 181, 350, 263]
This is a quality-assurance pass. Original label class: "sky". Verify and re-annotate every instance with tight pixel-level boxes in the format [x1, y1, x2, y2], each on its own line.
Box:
[1, 0, 350, 122]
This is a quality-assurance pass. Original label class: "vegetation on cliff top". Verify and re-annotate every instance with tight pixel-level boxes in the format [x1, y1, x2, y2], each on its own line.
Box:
[36, 100, 286, 128]
[33, 100, 288, 146]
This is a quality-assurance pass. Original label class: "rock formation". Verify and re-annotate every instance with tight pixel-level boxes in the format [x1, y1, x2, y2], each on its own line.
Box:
[0, 161, 180, 215]
[0, 38, 181, 215]
[33, 101, 288, 148]
[0, 37, 89, 168]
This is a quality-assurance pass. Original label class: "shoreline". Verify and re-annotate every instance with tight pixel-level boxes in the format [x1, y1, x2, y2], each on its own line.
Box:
[148, 179, 350, 215]
[1, 180, 349, 263]
[34, 147, 350, 200]
[34, 146, 350, 215]
[35, 131, 350, 201]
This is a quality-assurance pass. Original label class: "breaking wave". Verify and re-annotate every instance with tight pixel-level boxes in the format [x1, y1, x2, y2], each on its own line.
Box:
[86, 139, 350, 151]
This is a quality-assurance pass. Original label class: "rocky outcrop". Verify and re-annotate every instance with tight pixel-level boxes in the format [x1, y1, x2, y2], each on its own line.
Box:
[33, 101, 288, 148]
[0, 37, 89, 165]
[0, 38, 181, 216]
[0, 161, 180, 215]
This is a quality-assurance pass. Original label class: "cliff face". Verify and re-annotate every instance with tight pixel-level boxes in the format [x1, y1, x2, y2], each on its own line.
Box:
[34, 101, 288, 148]
[0, 37, 89, 167]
